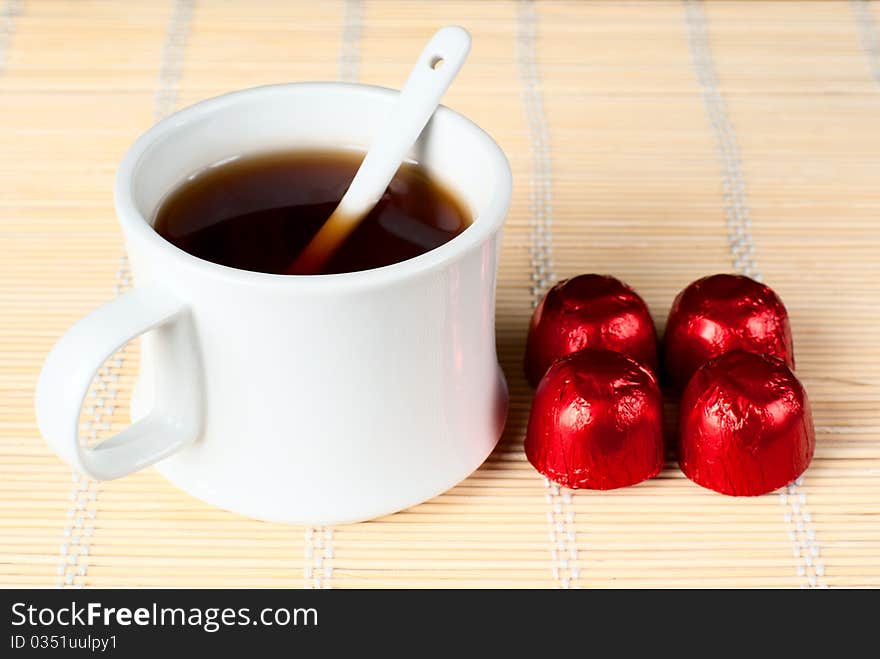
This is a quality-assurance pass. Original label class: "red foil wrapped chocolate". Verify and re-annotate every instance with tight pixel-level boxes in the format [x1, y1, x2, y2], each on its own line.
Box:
[663, 274, 794, 391]
[525, 348, 664, 490]
[525, 274, 657, 387]
[679, 350, 814, 496]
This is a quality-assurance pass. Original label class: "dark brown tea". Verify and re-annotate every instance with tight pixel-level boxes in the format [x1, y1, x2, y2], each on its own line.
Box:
[153, 150, 470, 275]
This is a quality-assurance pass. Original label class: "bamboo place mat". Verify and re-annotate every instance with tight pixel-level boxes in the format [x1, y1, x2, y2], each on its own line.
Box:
[1, 0, 878, 589]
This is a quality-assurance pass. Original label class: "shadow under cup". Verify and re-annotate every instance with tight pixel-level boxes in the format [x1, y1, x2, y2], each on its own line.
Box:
[112, 83, 513, 524]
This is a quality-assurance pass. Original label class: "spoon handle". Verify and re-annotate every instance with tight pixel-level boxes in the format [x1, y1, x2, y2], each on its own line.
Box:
[289, 26, 471, 274]
[339, 26, 471, 216]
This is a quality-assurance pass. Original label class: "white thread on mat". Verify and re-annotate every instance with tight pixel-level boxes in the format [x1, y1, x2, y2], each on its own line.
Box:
[338, 0, 362, 83]
[155, 0, 194, 122]
[55, 0, 195, 589]
[301, 0, 363, 589]
[853, 0, 880, 84]
[303, 527, 334, 589]
[56, 258, 132, 588]
[684, 0, 759, 280]
[0, 0, 20, 71]
[518, 0, 580, 589]
[684, 0, 825, 588]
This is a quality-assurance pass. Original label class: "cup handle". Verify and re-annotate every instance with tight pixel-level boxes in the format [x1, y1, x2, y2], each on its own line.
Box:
[35, 285, 203, 480]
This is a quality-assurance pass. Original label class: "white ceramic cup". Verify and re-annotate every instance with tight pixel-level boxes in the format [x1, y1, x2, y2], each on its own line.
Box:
[35, 83, 512, 524]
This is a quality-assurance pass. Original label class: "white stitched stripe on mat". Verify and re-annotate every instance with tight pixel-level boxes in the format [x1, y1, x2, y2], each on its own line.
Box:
[684, 0, 825, 588]
[57, 259, 132, 588]
[303, 527, 334, 589]
[518, 0, 580, 590]
[0, 0, 20, 70]
[55, 0, 195, 589]
[684, 0, 759, 280]
[301, 0, 363, 588]
[779, 477, 826, 588]
[155, 0, 194, 122]
[338, 0, 362, 84]
[853, 0, 880, 84]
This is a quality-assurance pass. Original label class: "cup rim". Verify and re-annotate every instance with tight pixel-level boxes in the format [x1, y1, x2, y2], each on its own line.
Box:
[114, 82, 512, 289]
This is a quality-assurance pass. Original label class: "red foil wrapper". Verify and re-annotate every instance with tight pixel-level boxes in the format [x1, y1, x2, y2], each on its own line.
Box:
[525, 348, 664, 490]
[679, 351, 814, 496]
[525, 274, 658, 387]
[663, 274, 794, 391]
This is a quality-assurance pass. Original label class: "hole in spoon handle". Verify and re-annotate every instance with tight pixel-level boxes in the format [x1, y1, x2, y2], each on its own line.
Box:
[420, 26, 470, 80]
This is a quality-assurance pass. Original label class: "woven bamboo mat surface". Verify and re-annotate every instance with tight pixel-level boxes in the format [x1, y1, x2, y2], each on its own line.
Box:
[1, 0, 878, 588]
